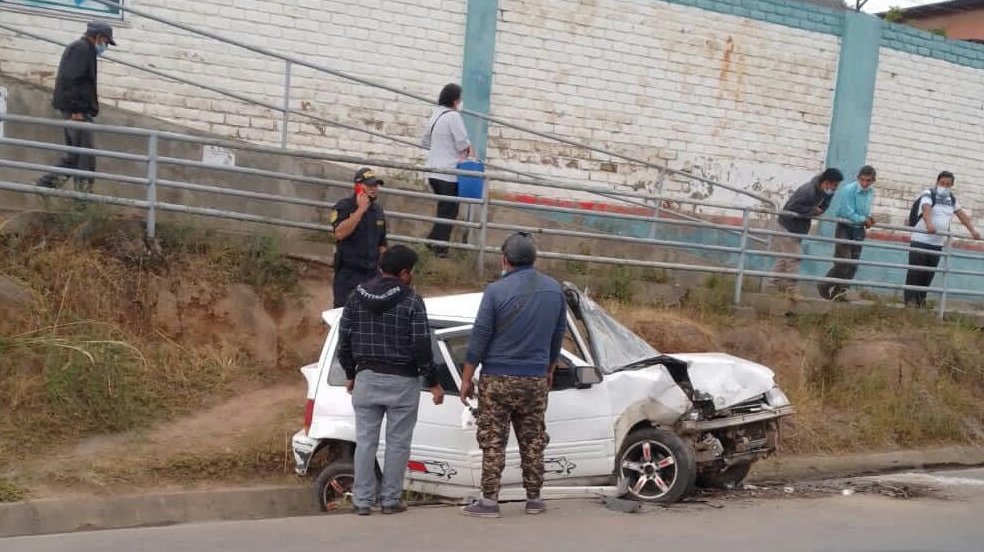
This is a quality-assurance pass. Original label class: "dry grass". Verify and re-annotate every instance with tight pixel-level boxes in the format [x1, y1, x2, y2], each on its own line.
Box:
[629, 303, 984, 455]
[0, 210, 300, 469]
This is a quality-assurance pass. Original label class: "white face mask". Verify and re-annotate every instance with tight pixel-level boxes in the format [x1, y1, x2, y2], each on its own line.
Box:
[936, 186, 951, 198]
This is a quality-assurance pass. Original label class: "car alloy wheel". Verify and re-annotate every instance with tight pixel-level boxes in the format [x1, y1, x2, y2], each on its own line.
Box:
[617, 428, 696, 503]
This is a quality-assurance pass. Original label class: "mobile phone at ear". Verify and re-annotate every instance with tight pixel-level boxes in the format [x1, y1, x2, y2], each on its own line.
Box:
[355, 183, 366, 196]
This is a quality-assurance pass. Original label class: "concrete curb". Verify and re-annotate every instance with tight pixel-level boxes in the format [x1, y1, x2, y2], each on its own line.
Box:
[4, 446, 984, 538]
[0, 485, 319, 539]
[750, 446, 984, 482]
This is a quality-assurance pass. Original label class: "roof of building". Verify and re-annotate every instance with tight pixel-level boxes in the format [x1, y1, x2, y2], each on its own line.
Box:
[880, 0, 984, 19]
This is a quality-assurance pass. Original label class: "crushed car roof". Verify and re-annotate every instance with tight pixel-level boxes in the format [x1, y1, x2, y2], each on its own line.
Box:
[322, 292, 484, 326]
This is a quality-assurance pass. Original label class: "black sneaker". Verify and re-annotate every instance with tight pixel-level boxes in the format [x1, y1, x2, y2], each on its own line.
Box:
[381, 503, 408, 515]
[462, 499, 501, 518]
[36, 174, 68, 189]
[525, 498, 546, 515]
[353, 507, 371, 516]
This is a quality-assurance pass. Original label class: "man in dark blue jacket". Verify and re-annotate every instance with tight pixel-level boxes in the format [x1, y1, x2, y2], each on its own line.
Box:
[37, 21, 116, 192]
[459, 232, 567, 518]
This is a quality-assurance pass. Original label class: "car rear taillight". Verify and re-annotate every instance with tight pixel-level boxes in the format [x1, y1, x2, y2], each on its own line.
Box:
[303, 399, 315, 434]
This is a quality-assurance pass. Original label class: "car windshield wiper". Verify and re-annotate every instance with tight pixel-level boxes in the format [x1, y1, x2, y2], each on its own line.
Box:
[619, 356, 669, 371]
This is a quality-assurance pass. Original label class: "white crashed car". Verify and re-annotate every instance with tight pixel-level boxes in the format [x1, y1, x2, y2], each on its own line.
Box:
[292, 284, 794, 510]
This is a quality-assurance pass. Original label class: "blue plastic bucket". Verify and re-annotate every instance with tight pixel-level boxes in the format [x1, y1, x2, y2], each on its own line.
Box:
[456, 160, 485, 199]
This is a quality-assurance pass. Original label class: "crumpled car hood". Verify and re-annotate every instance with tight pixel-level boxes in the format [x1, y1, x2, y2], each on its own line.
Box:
[670, 352, 778, 410]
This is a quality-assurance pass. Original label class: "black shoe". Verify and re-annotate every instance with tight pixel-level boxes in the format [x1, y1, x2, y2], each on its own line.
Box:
[36, 174, 68, 189]
[381, 503, 408, 515]
[353, 507, 371, 516]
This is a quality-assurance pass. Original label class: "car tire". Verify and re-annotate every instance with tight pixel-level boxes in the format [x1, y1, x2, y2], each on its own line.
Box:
[314, 455, 384, 512]
[314, 461, 356, 512]
[697, 462, 753, 490]
[616, 428, 696, 503]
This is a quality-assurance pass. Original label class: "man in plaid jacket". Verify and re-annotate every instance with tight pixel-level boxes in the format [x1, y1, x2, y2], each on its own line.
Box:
[338, 245, 444, 516]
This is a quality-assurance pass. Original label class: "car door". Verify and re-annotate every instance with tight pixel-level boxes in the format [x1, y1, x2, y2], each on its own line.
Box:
[406, 326, 478, 488]
[439, 318, 615, 488]
[541, 318, 615, 483]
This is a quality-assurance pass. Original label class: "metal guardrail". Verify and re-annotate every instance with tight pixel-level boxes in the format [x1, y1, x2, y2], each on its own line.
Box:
[0, 6, 777, 222]
[1, 114, 982, 320]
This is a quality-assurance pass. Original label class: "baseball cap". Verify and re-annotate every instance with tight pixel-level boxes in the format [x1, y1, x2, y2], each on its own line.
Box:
[354, 167, 384, 186]
[501, 232, 537, 266]
[86, 21, 117, 45]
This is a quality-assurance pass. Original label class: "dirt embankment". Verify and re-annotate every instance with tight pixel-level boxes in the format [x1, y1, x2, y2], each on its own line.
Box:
[1, 211, 983, 499]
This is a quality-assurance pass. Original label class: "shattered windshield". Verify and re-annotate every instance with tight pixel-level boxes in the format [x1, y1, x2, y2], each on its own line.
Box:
[577, 292, 661, 373]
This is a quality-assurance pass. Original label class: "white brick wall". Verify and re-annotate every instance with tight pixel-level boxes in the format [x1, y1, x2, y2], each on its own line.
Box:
[488, 0, 839, 214]
[867, 48, 984, 232]
[0, 0, 466, 170]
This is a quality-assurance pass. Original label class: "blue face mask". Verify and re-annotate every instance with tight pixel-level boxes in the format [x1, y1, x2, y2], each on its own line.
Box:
[96, 43, 108, 57]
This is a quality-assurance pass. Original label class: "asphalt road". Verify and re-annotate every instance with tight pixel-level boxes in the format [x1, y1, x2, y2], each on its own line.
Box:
[6, 469, 984, 552]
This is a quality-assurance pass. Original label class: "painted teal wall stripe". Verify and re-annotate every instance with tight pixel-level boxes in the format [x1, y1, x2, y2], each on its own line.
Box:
[881, 21, 984, 70]
[659, 0, 984, 71]
[825, 11, 881, 179]
[460, 0, 498, 160]
[658, 0, 844, 36]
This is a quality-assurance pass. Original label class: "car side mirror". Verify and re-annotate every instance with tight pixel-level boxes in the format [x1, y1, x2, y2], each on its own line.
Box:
[574, 365, 603, 388]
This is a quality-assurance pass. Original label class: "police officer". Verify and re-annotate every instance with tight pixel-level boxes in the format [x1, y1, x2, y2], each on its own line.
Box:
[331, 167, 388, 308]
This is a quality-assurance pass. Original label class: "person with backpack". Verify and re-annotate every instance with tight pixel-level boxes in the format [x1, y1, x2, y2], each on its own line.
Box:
[770, 168, 844, 297]
[904, 171, 980, 308]
[817, 165, 877, 302]
[420, 83, 474, 258]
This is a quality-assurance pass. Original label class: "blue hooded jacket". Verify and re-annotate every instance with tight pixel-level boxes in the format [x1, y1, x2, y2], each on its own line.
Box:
[465, 267, 567, 377]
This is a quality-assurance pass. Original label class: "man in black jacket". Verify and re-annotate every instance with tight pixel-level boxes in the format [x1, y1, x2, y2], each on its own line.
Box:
[37, 21, 116, 192]
[338, 245, 444, 516]
[769, 168, 843, 296]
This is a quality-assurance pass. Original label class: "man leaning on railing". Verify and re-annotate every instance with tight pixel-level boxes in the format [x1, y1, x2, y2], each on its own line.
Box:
[36, 21, 117, 193]
[770, 168, 844, 300]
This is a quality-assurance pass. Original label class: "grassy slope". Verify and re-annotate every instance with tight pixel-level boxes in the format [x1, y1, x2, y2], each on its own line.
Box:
[1, 209, 982, 499]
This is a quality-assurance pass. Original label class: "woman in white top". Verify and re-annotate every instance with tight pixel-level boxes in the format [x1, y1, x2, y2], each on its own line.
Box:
[420, 83, 473, 258]
[905, 171, 981, 307]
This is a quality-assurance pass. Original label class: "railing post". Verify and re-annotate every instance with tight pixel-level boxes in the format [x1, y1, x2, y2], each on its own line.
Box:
[937, 234, 953, 320]
[477, 176, 490, 279]
[146, 133, 159, 240]
[649, 169, 666, 241]
[733, 207, 751, 306]
[281, 60, 292, 148]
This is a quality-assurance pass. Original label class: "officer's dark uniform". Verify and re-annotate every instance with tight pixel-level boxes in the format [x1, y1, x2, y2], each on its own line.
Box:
[331, 196, 388, 308]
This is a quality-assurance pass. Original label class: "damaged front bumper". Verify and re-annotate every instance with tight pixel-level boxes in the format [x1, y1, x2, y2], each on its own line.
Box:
[291, 430, 320, 476]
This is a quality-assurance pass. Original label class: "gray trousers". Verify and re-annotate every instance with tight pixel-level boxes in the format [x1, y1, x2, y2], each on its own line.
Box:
[351, 370, 420, 509]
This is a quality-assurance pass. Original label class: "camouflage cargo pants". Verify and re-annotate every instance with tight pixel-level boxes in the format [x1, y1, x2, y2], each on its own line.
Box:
[476, 375, 549, 499]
